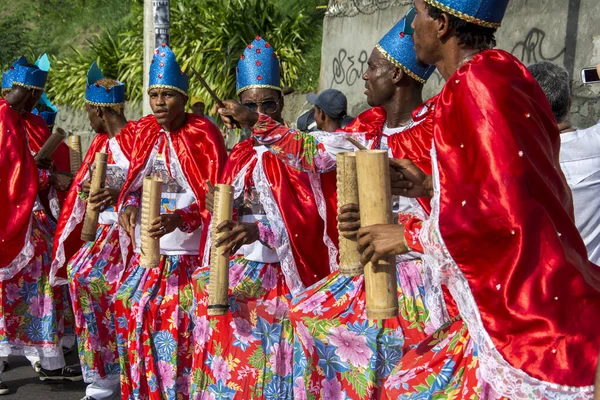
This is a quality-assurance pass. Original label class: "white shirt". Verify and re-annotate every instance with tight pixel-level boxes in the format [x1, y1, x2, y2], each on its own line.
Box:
[560, 124, 600, 264]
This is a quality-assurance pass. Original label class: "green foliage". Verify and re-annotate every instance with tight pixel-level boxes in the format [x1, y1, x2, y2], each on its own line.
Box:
[0, 15, 35, 71]
[46, 0, 326, 108]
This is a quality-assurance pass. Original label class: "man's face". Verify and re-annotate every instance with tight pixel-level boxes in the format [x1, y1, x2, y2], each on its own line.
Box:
[362, 49, 397, 107]
[25, 89, 43, 112]
[149, 88, 187, 129]
[86, 104, 104, 133]
[239, 88, 283, 123]
[191, 102, 205, 115]
[412, 0, 441, 66]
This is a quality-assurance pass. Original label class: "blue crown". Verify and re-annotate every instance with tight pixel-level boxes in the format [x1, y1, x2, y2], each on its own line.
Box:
[148, 44, 188, 96]
[376, 9, 436, 84]
[424, 0, 509, 28]
[32, 93, 58, 127]
[236, 36, 281, 96]
[2, 56, 29, 91]
[12, 54, 49, 91]
[85, 61, 126, 106]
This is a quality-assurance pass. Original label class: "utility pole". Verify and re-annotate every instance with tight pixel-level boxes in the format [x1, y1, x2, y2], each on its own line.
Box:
[143, 0, 154, 116]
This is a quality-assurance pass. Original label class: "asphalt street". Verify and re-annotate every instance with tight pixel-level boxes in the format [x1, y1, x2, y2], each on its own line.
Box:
[0, 352, 86, 399]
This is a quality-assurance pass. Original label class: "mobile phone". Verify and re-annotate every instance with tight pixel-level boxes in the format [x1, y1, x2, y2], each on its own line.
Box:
[581, 67, 600, 84]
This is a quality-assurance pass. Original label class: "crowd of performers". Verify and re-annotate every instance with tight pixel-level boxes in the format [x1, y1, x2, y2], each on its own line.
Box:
[1, 0, 599, 399]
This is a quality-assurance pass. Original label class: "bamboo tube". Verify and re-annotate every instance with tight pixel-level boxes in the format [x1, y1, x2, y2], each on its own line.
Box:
[80, 152, 108, 241]
[355, 150, 398, 320]
[208, 184, 234, 316]
[140, 176, 163, 268]
[68, 135, 82, 175]
[34, 127, 67, 162]
[336, 152, 362, 276]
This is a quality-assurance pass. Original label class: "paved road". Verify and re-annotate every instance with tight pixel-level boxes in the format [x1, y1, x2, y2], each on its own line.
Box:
[1, 352, 86, 399]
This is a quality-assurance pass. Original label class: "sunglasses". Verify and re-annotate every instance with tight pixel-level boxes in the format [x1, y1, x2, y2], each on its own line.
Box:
[243, 99, 280, 114]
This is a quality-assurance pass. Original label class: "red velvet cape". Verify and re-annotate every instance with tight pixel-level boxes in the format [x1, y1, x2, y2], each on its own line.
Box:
[0, 99, 39, 268]
[433, 49, 600, 386]
[51, 121, 137, 284]
[117, 114, 227, 258]
[222, 138, 333, 288]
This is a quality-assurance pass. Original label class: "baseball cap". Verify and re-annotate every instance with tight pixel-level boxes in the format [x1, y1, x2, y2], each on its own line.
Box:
[297, 109, 318, 131]
[307, 89, 347, 119]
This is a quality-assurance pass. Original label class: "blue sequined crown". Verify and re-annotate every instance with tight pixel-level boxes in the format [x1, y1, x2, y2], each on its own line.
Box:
[148, 44, 188, 96]
[12, 54, 50, 91]
[85, 61, 126, 106]
[376, 8, 436, 84]
[2, 56, 28, 91]
[424, 0, 509, 28]
[32, 93, 58, 127]
[236, 36, 281, 96]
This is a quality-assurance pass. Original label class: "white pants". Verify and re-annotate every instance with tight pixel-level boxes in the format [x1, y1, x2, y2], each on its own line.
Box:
[86, 377, 120, 399]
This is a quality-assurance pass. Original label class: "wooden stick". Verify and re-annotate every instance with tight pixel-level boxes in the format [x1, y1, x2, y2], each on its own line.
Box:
[355, 150, 398, 320]
[35, 128, 67, 162]
[346, 137, 368, 151]
[190, 66, 225, 109]
[140, 176, 163, 268]
[208, 184, 234, 316]
[80, 152, 108, 241]
[336, 152, 362, 276]
[68, 135, 82, 175]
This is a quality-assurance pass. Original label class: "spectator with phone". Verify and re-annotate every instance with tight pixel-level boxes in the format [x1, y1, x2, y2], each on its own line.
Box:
[529, 60, 600, 265]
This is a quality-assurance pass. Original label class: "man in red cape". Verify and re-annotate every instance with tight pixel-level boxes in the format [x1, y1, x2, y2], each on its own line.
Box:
[114, 45, 226, 400]
[353, 0, 600, 398]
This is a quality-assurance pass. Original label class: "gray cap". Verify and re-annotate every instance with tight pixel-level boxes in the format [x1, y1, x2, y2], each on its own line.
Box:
[307, 89, 348, 119]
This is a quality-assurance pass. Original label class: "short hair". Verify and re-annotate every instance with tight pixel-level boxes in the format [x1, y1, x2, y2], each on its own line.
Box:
[527, 61, 571, 123]
[425, 4, 497, 50]
[94, 78, 125, 114]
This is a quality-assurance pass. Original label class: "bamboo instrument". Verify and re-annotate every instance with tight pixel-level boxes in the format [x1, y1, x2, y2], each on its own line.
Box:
[355, 150, 398, 320]
[80, 152, 108, 241]
[34, 127, 67, 162]
[336, 152, 362, 276]
[208, 184, 234, 316]
[140, 176, 163, 268]
[68, 135, 82, 175]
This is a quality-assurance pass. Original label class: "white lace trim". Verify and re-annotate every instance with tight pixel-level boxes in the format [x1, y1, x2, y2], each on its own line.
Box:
[0, 216, 35, 281]
[308, 173, 339, 273]
[0, 343, 65, 370]
[254, 151, 305, 296]
[48, 187, 62, 220]
[420, 143, 594, 399]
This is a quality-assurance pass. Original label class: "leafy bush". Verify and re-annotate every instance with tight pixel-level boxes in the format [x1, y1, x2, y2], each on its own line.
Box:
[47, 0, 326, 109]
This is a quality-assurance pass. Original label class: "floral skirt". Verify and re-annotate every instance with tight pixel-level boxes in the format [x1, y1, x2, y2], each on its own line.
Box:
[115, 253, 198, 400]
[382, 316, 507, 400]
[289, 260, 436, 400]
[0, 210, 67, 369]
[67, 223, 123, 383]
[190, 254, 294, 400]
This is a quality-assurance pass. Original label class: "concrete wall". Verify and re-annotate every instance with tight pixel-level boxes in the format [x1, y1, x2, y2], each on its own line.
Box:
[320, 0, 600, 129]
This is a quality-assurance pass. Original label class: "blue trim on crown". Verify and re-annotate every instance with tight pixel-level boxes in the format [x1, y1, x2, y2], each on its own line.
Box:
[236, 37, 281, 95]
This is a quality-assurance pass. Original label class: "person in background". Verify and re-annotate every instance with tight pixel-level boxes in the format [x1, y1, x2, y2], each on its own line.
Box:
[306, 88, 348, 132]
[296, 108, 318, 132]
[529, 60, 600, 265]
[190, 97, 218, 126]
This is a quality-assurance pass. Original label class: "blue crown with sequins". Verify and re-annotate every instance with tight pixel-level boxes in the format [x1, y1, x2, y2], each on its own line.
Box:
[236, 36, 281, 96]
[148, 44, 188, 96]
[11, 54, 50, 91]
[85, 61, 125, 106]
[32, 93, 58, 126]
[376, 9, 436, 84]
[424, 0, 509, 28]
[2, 56, 29, 91]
